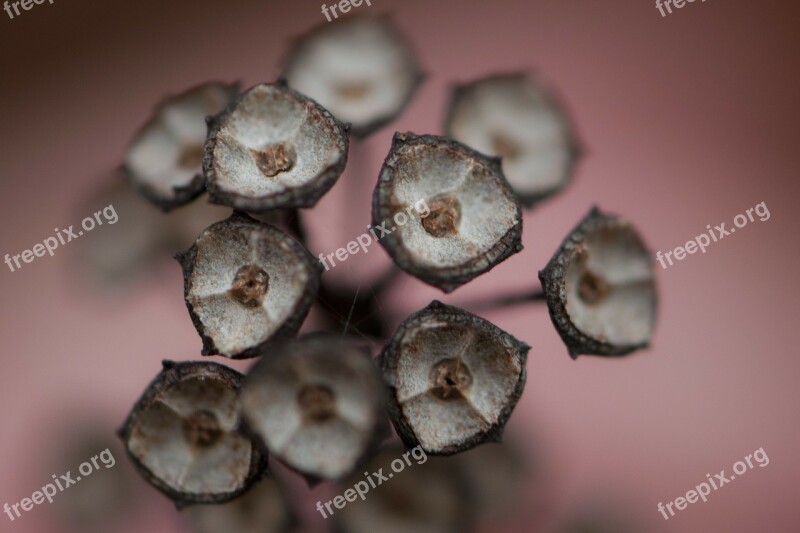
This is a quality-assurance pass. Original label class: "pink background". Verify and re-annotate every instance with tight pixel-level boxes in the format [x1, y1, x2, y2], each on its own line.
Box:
[1, 0, 799, 531]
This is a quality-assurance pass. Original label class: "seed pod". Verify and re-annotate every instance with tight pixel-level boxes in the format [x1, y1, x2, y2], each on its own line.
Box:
[539, 207, 657, 358]
[380, 301, 529, 455]
[282, 15, 423, 137]
[241, 336, 387, 482]
[119, 361, 267, 506]
[445, 73, 581, 207]
[203, 82, 349, 212]
[184, 475, 297, 533]
[177, 211, 320, 358]
[373, 132, 523, 293]
[335, 445, 473, 533]
[124, 82, 239, 211]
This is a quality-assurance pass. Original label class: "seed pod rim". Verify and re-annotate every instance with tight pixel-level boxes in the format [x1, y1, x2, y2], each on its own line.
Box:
[123, 81, 241, 212]
[118, 360, 268, 506]
[444, 71, 582, 208]
[281, 13, 426, 138]
[177, 211, 322, 359]
[380, 300, 530, 456]
[241, 335, 389, 484]
[538, 206, 658, 358]
[202, 81, 350, 212]
[372, 132, 524, 293]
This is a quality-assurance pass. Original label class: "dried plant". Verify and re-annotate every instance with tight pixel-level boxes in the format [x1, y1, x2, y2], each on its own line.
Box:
[114, 13, 658, 527]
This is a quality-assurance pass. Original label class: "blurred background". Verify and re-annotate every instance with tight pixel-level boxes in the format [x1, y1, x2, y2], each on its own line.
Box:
[1, 0, 799, 531]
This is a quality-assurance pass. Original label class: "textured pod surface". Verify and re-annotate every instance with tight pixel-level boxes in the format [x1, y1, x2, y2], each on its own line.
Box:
[185, 475, 297, 533]
[203, 82, 349, 211]
[539, 207, 657, 357]
[445, 72, 580, 207]
[119, 361, 267, 505]
[124, 82, 239, 211]
[373, 132, 523, 293]
[178, 212, 321, 358]
[381, 301, 529, 455]
[282, 15, 423, 137]
[241, 336, 387, 482]
[335, 445, 472, 533]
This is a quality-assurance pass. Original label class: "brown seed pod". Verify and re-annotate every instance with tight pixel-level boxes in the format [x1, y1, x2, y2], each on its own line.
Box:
[119, 361, 267, 506]
[184, 475, 297, 533]
[380, 301, 529, 455]
[445, 72, 581, 207]
[282, 15, 424, 137]
[334, 445, 473, 533]
[177, 211, 321, 358]
[539, 207, 657, 358]
[372, 132, 523, 293]
[124, 82, 239, 211]
[241, 336, 387, 483]
[203, 82, 349, 212]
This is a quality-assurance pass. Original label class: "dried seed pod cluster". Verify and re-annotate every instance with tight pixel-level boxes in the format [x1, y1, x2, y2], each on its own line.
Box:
[283, 15, 423, 137]
[373, 132, 523, 292]
[119, 361, 267, 505]
[203, 82, 350, 212]
[446, 72, 580, 206]
[241, 336, 387, 482]
[178, 212, 321, 358]
[381, 301, 529, 455]
[124, 82, 239, 211]
[539, 207, 657, 357]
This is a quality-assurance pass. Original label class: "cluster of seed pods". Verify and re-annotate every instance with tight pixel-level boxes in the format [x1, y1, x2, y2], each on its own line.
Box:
[115, 13, 658, 528]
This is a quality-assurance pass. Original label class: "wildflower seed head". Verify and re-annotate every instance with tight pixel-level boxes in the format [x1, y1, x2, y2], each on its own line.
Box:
[203, 82, 349, 212]
[178, 212, 321, 359]
[373, 132, 523, 293]
[241, 336, 387, 482]
[336, 445, 472, 532]
[124, 82, 239, 211]
[445, 73, 581, 207]
[381, 301, 529, 455]
[539, 207, 658, 357]
[282, 15, 424, 137]
[119, 361, 267, 505]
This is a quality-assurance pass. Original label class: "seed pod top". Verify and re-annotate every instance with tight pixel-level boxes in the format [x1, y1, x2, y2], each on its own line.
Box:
[282, 15, 423, 137]
[124, 82, 239, 211]
[381, 301, 529, 455]
[203, 82, 349, 212]
[373, 132, 523, 293]
[178, 212, 321, 358]
[539, 207, 657, 358]
[119, 361, 267, 506]
[445, 73, 581, 207]
[241, 336, 387, 482]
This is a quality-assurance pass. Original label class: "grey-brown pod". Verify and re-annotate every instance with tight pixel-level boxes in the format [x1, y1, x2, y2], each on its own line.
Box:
[372, 132, 523, 293]
[241, 335, 388, 483]
[538, 206, 658, 358]
[282, 14, 424, 138]
[118, 361, 268, 506]
[445, 72, 581, 207]
[177, 211, 321, 359]
[124, 82, 240, 211]
[203, 82, 350, 212]
[380, 301, 529, 455]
